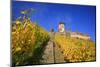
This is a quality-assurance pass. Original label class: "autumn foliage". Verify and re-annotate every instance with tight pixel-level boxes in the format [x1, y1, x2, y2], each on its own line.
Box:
[54, 34, 96, 62]
[12, 19, 96, 65]
[12, 21, 50, 65]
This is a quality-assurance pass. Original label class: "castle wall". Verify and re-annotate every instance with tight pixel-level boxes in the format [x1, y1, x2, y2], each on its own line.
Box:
[70, 33, 90, 40]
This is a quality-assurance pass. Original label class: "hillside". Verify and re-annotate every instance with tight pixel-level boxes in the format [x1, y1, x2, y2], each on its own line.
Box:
[12, 20, 96, 66]
[12, 21, 50, 65]
[54, 33, 96, 62]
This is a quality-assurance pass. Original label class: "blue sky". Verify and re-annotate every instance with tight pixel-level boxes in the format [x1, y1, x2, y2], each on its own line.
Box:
[12, 1, 96, 42]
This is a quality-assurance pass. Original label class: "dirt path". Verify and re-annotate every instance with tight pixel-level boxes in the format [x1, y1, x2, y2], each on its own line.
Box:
[40, 41, 54, 64]
[40, 32, 66, 64]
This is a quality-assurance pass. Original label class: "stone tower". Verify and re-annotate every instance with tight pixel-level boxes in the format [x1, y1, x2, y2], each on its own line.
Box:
[58, 22, 65, 32]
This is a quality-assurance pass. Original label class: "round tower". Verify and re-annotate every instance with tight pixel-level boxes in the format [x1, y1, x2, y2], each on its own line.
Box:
[58, 22, 65, 32]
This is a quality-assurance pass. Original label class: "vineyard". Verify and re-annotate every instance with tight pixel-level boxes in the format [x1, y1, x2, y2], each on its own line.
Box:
[54, 34, 96, 62]
[12, 20, 50, 65]
[12, 18, 96, 66]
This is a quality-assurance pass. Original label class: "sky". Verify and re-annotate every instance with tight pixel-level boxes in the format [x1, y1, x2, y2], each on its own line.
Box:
[12, 1, 96, 42]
